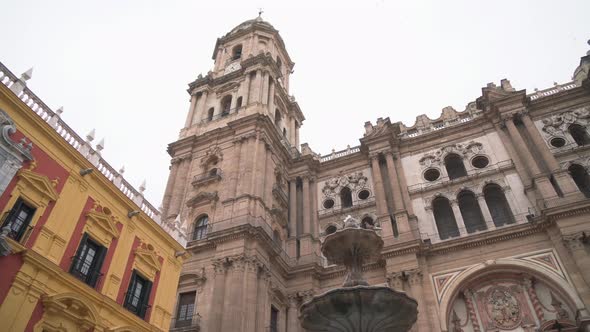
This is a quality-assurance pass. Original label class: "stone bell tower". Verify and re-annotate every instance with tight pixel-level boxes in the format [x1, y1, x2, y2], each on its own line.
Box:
[161, 14, 304, 248]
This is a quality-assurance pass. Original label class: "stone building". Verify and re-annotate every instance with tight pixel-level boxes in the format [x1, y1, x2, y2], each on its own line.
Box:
[163, 16, 590, 332]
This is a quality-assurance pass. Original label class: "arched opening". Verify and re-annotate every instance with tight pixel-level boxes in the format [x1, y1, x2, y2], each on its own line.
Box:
[432, 196, 460, 240]
[231, 44, 242, 60]
[207, 108, 214, 121]
[483, 184, 515, 227]
[568, 124, 590, 146]
[340, 187, 353, 208]
[193, 215, 208, 240]
[273, 229, 281, 243]
[445, 154, 468, 180]
[276, 56, 282, 72]
[361, 216, 374, 229]
[236, 96, 243, 109]
[208, 168, 218, 177]
[220, 95, 232, 116]
[568, 164, 590, 197]
[282, 128, 287, 138]
[457, 190, 487, 233]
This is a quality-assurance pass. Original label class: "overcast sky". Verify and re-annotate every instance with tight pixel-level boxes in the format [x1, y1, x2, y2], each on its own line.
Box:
[2, 0, 589, 206]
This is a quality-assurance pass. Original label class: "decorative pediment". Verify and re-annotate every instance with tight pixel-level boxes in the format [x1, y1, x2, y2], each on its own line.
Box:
[85, 211, 120, 247]
[134, 242, 162, 280]
[186, 191, 218, 208]
[41, 293, 98, 330]
[541, 106, 590, 137]
[321, 171, 368, 197]
[17, 168, 59, 202]
[419, 141, 485, 168]
[270, 206, 288, 227]
[200, 146, 223, 168]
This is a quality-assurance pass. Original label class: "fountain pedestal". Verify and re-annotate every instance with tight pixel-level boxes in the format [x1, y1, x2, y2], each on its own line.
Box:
[299, 216, 418, 332]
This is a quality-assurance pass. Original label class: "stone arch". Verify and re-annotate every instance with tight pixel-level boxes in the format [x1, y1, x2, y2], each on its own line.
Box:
[444, 153, 468, 180]
[106, 327, 140, 332]
[438, 258, 587, 332]
[38, 292, 100, 331]
[456, 189, 487, 233]
[192, 214, 209, 240]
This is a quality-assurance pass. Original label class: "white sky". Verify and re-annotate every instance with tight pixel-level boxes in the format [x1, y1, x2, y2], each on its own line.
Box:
[2, 0, 589, 206]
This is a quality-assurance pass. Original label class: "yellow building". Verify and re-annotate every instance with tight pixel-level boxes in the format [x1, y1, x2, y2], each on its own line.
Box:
[0, 63, 187, 331]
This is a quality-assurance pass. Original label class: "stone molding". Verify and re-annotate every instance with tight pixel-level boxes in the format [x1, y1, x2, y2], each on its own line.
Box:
[562, 231, 588, 251]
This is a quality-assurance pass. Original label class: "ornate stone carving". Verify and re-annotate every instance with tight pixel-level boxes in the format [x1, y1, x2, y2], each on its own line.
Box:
[386, 272, 404, 290]
[321, 171, 368, 197]
[419, 141, 484, 168]
[406, 268, 423, 286]
[200, 146, 223, 168]
[541, 106, 590, 137]
[450, 310, 464, 332]
[486, 286, 521, 329]
[186, 191, 219, 208]
[563, 232, 588, 251]
[550, 292, 570, 320]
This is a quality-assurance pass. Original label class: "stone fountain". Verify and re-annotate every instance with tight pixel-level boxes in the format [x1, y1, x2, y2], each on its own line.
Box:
[299, 215, 418, 332]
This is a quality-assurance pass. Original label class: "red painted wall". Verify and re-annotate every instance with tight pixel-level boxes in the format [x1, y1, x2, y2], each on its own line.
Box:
[24, 300, 44, 332]
[117, 236, 141, 304]
[59, 197, 95, 270]
[0, 253, 24, 306]
[145, 256, 164, 322]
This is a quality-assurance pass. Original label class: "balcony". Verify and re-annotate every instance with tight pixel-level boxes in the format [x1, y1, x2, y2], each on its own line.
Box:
[272, 184, 289, 207]
[170, 313, 201, 332]
[191, 169, 222, 188]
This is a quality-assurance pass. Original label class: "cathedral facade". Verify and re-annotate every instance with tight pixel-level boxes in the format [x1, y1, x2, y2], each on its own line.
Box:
[162, 17, 590, 332]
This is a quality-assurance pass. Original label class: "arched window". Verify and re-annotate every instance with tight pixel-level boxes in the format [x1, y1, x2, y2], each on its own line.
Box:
[236, 96, 243, 109]
[220, 95, 232, 116]
[432, 197, 460, 240]
[282, 128, 287, 138]
[193, 215, 208, 240]
[483, 184, 515, 226]
[445, 154, 468, 180]
[207, 108, 214, 121]
[231, 44, 242, 60]
[457, 190, 487, 233]
[325, 225, 337, 235]
[340, 187, 353, 208]
[568, 124, 590, 146]
[569, 164, 590, 197]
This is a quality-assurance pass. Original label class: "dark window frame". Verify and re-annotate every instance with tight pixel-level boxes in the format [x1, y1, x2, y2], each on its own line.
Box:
[124, 270, 152, 319]
[69, 233, 107, 288]
[175, 291, 196, 328]
[193, 215, 209, 240]
[1, 198, 36, 242]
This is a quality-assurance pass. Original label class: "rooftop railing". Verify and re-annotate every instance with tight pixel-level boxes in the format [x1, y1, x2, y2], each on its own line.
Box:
[320, 145, 361, 163]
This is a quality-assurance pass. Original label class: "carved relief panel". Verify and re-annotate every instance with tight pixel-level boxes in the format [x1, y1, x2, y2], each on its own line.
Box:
[317, 168, 374, 214]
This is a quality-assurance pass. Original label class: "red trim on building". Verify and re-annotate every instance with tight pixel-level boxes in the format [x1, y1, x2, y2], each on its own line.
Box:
[144, 256, 164, 322]
[97, 222, 124, 292]
[58, 197, 95, 270]
[25, 200, 56, 249]
[0, 253, 24, 306]
[24, 300, 44, 332]
[116, 236, 141, 304]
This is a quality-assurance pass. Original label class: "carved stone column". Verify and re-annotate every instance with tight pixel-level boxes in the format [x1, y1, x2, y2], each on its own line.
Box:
[208, 259, 227, 332]
[287, 294, 300, 332]
[370, 154, 389, 217]
[407, 269, 430, 332]
[504, 116, 558, 201]
[288, 179, 297, 238]
[520, 113, 581, 196]
[563, 233, 590, 286]
[250, 70, 262, 104]
[243, 257, 260, 332]
[384, 152, 405, 213]
[386, 272, 404, 291]
[393, 152, 414, 216]
[450, 200, 468, 236]
[194, 90, 208, 124]
[221, 256, 246, 331]
[268, 77, 276, 112]
[302, 176, 311, 235]
[476, 193, 495, 230]
[161, 158, 181, 219]
[243, 71, 251, 105]
[230, 138, 244, 198]
[261, 71, 269, 105]
[523, 277, 544, 323]
[168, 156, 191, 220]
[310, 177, 319, 238]
[184, 93, 198, 128]
[256, 267, 271, 331]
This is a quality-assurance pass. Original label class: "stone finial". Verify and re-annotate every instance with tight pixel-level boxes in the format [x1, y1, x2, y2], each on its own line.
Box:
[55, 106, 63, 115]
[48, 107, 63, 129]
[197, 73, 203, 79]
[364, 121, 374, 135]
[96, 138, 105, 152]
[86, 129, 96, 142]
[20, 68, 33, 81]
[119, 165, 125, 174]
[343, 215, 360, 229]
[500, 79, 514, 91]
[139, 180, 146, 194]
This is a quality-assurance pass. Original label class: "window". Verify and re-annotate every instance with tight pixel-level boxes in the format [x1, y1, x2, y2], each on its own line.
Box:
[175, 291, 196, 328]
[457, 190, 487, 233]
[231, 44, 242, 60]
[357, 190, 370, 200]
[276, 56, 282, 72]
[340, 187, 353, 208]
[432, 197, 460, 240]
[483, 184, 515, 226]
[124, 270, 152, 319]
[471, 156, 489, 169]
[270, 306, 279, 332]
[207, 108, 214, 122]
[69, 233, 106, 287]
[322, 198, 334, 209]
[444, 154, 467, 180]
[282, 128, 287, 137]
[569, 164, 590, 198]
[220, 95, 232, 116]
[424, 168, 441, 182]
[325, 225, 337, 235]
[274, 109, 282, 127]
[273, 230, 281, 243]
[568, 124, 590, 146]
[236, 96, 243, 109]
[1, 198, 36, 242]
[193, 215, 208, 240]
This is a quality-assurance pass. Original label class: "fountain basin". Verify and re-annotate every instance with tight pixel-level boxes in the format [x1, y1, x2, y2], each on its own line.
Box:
[299, 285, 418, 332]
